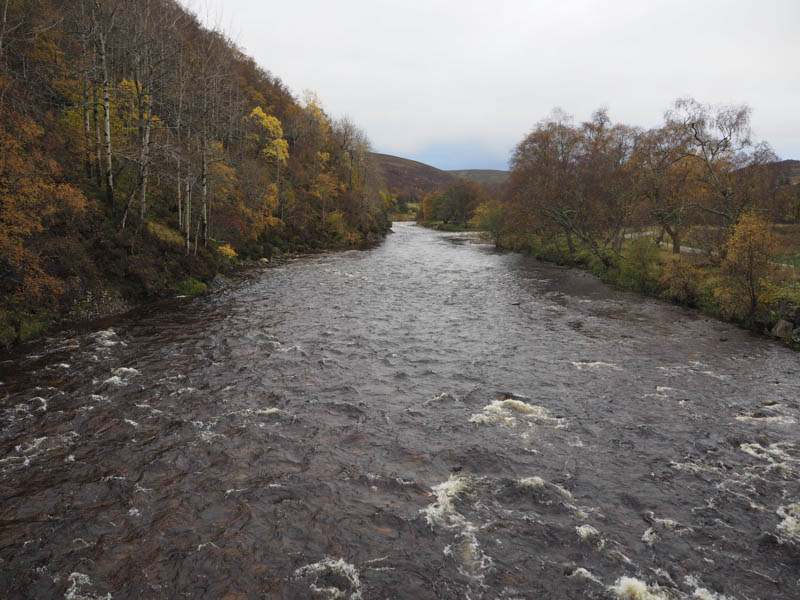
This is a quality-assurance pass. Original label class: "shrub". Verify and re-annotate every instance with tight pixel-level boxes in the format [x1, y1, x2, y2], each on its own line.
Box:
[216, 243, 237, 260]
[658, 258, 704, 305]
[174, 277, 207, 296]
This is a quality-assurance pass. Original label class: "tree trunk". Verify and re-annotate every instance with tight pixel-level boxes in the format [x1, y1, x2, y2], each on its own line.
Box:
[137, 111, 152, 227]
[98, 30, 114, 208]
[565, 229, 576, 256]
[92, 75, 102, 187]
[176, 158, 182, 231]
[201, 139, 208, 247]
[672, 232, 681, 254]
[81, 42, 92, 179]
[184, 174, 192, 255]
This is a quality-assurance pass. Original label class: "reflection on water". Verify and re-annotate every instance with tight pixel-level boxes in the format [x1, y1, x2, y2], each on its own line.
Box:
[1, 222, 799, 598]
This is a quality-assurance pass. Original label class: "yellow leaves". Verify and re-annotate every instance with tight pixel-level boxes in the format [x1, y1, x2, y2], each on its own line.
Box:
[325, 210, 347, 239]
[713, 211, 777, 319]
[261, 138, 288, 165]
[658, 258, 704, 304]
[264, 216, 284, 230]
[302, 90, 328, 123]
[378, 189, 395, 212]
[310, 172, 338, 201]
[245, 107, 289, 166]
[263, 183, 279, 214]
[210, 160, 239, 201]
[216, 244, 237, 259]
[722, 211, 776, 270]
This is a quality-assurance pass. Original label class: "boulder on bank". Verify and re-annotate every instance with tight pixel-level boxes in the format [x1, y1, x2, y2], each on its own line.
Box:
[771, 319, 794, 341]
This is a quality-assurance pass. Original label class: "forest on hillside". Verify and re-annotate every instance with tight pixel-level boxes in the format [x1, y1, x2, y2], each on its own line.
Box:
[0, 0, 389, 345]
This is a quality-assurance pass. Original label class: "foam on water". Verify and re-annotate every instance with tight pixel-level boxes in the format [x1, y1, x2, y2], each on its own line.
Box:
[684, 576, 732, 600]
[170, 387, 198, 396]
[64, 572, 112, 600]
[642, 527, 658, 546]
[734, 413, 796, 425]
[469, 399, 564, 430]
[571, 360, 620, 371]
[423, 392, 460, 406]
[420, 474, 473, 529]
[516, 476, 546, 489]
[199, 430, 224, 443]
[112, 367, 139, 377]
[576, 524, 604, 549]
[92, 328, 120, 348]
[293, 557, 362, 600]
[444, 531, 494, 583]
[420, 474, 494, 584]
[776, 503, 800, 543]
[570, 567, 603, 585]
[609, 576, 672, 600]
[740, 442, 797, 476]
[643, 512, 693, 536]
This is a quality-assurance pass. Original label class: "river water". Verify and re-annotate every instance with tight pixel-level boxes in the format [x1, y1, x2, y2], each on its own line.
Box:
[1, 222, 799, 599]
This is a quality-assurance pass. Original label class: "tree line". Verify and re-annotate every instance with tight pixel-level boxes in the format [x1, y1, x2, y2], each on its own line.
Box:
[494, 99, 799, 324]
[0, 0, 389, 342]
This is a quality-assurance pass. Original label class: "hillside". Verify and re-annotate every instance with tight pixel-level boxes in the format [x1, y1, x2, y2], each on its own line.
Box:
[371, 153, 510, 198]
[777, 159, 800, 184]
[0, 0, 388, 346]
[370, 152, 455, 196]
[446, 169, 509, 186]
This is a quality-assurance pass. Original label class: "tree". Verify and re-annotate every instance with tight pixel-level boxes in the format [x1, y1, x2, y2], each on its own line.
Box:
[440, 180, 482, 225]
[667, 98, 778, 228]
[470, 200, 503, 244]
[635, 124, 698, 254]
[716, 211, 776, 320]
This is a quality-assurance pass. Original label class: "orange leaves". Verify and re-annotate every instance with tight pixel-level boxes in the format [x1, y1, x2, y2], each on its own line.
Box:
[0, 114, 87, 301]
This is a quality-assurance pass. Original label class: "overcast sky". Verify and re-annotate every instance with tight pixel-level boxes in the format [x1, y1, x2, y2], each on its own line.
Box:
[184, 0, 799, 171]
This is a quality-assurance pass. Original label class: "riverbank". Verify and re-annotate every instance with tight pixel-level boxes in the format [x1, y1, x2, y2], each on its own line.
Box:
[0, 227, 389, 350]
[496, 231, 800, 350]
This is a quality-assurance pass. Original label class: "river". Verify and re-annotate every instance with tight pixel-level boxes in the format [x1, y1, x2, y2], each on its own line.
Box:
[1, 222, 799, 599]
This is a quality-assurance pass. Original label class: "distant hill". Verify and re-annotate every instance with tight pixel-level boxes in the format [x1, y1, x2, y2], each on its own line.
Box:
[370, 153, 509, 197]
[446, 169, 509, 186]
[370, 153, 454, 197]
[776, 159, 800, 184]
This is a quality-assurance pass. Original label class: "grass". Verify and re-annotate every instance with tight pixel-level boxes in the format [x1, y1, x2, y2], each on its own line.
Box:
[775, 253, 800, 267]
[147, 221, 184, 248]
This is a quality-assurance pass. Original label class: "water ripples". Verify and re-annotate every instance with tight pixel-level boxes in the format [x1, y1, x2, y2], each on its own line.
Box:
[1, 223, 799, 598]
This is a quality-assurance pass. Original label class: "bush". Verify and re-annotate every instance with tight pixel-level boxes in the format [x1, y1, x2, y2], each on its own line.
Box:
[617, 237, 658, 292]
[174, 277, 207, 296]
[0, 311, 16, 347]
[658, 259, 704, 305]
[18, 315, 51, 342]
[216, 243, 237, 260]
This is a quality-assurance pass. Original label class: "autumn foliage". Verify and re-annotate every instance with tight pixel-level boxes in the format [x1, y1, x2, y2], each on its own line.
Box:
[499, 102, 799, 330]
[0, 0, 389, 344]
